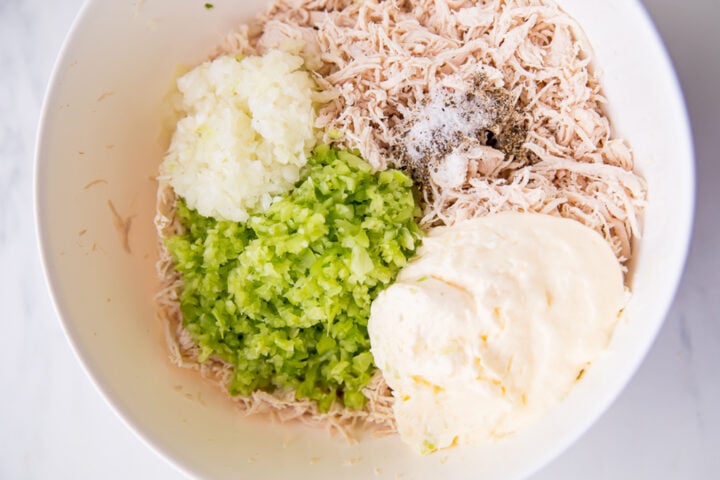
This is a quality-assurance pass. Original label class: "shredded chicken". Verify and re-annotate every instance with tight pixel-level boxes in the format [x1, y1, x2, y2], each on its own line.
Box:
[155, 0, 647, 439]
[108, 200, 134, 254]
[225, 0, 646, 264]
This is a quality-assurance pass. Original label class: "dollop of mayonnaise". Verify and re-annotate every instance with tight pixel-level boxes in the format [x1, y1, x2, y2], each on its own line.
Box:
[368, 213, 626, 454]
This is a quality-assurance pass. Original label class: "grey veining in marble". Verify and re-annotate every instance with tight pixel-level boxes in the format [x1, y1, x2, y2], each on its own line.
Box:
[1, 0, 718, 478]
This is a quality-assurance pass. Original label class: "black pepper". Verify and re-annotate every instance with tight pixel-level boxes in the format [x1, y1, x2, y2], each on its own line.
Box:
[389, 74, 532, 197]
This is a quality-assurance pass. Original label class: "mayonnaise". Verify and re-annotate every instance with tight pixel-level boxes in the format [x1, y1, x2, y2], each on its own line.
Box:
[368, 213, 626, 453]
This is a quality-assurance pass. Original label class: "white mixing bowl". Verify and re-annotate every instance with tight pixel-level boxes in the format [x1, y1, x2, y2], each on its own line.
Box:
[35, 1, 693, 479]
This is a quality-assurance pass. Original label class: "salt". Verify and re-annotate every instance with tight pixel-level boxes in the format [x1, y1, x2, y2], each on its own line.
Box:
[430, 151, 468, 189]
[405, 87, 495, 162]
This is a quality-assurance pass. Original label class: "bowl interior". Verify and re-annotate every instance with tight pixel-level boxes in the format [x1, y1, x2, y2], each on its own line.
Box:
[35, 1, 693, 479]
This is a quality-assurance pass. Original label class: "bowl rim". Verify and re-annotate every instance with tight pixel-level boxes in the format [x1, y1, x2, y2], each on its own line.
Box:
[33, 1, 198, 478]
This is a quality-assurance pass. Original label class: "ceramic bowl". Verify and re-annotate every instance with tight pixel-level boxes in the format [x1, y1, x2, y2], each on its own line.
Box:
[35, 1, 693, 478]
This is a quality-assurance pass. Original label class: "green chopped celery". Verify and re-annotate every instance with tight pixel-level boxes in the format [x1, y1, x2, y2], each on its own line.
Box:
[328, 128, 344, 139]
[166, 146, 421, 411]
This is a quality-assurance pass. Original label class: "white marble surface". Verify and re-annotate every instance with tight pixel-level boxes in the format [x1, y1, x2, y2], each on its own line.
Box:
[1, 0, 717, 478]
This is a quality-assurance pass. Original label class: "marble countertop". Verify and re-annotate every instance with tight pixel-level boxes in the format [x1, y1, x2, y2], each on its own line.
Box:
[1, 0, 717, 478]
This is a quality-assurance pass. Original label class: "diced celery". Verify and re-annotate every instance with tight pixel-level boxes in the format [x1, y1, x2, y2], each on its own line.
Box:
[166, 145, 422, 411]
